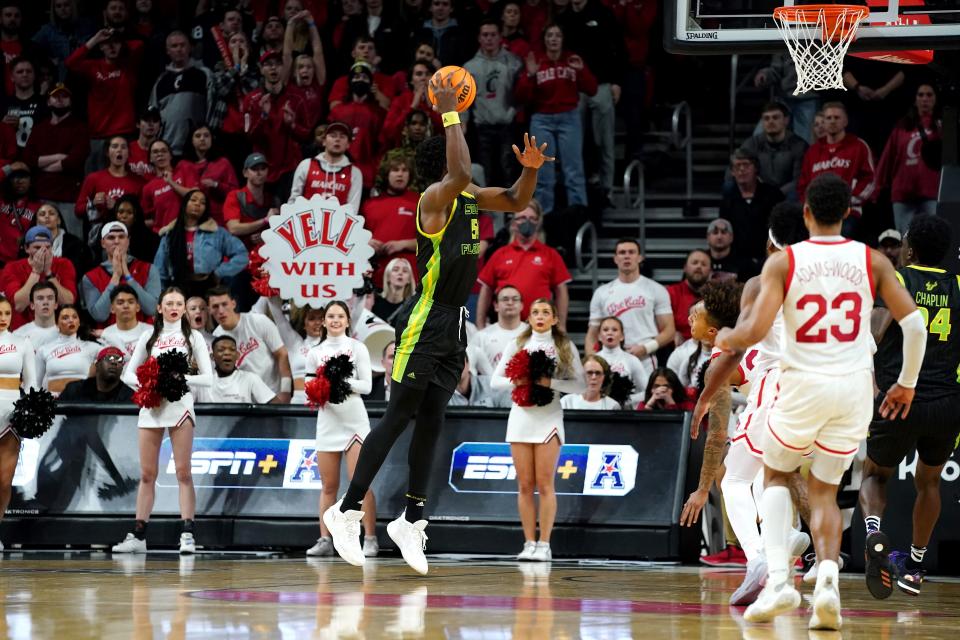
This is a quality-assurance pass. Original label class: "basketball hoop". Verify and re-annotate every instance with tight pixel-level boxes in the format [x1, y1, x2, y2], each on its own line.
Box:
[773, 4, 870, 94]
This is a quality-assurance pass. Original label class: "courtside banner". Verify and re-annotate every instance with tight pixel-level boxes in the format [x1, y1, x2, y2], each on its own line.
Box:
[258, 195, 375, 306]
[7, 405, 686, 527]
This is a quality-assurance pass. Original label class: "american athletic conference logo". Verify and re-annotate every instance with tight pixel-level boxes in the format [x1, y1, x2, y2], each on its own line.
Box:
[449, 442, 638, 496]
[258, 195, 375, 306]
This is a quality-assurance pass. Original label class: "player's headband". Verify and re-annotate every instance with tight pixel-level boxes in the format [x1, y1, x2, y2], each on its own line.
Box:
[768, 228, 784, 250]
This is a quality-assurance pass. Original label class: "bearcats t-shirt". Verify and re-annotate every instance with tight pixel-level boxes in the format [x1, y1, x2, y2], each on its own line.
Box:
[213, 313, 285, 393]
[101, 322, 153, 358]
[194, 369, 276, 403]
[588, 275, 672, 348]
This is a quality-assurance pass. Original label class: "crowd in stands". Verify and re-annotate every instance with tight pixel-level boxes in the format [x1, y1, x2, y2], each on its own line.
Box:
[0, 1, 940, 411]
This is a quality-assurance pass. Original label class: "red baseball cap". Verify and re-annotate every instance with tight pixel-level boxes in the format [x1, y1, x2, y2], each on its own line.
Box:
[97, 346, 126, 362]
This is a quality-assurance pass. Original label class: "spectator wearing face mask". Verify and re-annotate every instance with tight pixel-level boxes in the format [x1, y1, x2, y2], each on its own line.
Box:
[476, 199, 571, 330]
[327, 61, 387, 189]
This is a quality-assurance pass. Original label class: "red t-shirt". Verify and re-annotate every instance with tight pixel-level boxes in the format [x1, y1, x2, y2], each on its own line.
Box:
[478, 239, 572, 319]
[141, 171, 191, 230]
[1, 40, 23, 96]
[176, 158, 239, 225]
[0, 257, 77, 329]
[0, 198, 39, 264]
[65, 41, 143, 138]
[75, 170, 144, 220]
[360, 189, 419, 286]
[128, 140, 156, 179]
[666, 280, 701, 341]
[242, 84, 312, 182]
[328, 72, 398, 106]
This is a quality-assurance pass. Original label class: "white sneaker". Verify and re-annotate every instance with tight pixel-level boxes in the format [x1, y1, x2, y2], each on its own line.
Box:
[743, 581, 801, 623]
[517, 541, 537, 561]
[0, 540, 4, 552]
[789, 529, 811, 559]
[730, 555, 768, 606]
[809, 575, 843, 630]
[803, 553, 845, 585]
[112, 533, 147, 554]
[323, 499, 366, 567]
[363, 535, 380, 557]
[531, 542, 552, 562]
[179, 532, 196, 555]
[387, 512, 429, 575]
[307, 536, 333, 557]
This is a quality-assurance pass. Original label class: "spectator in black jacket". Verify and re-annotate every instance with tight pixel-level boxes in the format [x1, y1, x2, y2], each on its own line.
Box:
[58, 346, 134, 402]
[721, 150, 784, 274]
[149, 31, 213, 157]
[738, 102, 808, 200]
[417, 0, 470, 66]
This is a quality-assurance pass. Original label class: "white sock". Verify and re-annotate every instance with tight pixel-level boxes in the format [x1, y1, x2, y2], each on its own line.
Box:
[760, 485, 793, 586]
[816, 559, 840, 590]
[722, 476, 763, 562]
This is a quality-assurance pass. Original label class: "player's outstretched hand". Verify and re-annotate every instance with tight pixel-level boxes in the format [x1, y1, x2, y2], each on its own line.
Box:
[879, 383, 915, 420]
[429, 73, 464, 115]
[680, 489, 708, 527]
[690, 398, 710, 439]
[512, 133, 555, 169]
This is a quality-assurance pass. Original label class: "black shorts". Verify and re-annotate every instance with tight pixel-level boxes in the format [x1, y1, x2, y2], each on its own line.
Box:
[867, 392, 960, 468]
[390, 296, 467, 393]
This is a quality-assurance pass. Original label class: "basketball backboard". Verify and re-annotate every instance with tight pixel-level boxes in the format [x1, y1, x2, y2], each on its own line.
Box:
[665, 0, 960, 54]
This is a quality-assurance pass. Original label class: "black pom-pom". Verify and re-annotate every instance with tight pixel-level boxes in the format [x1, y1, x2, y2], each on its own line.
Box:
[526, 350, 556, 406]
[527, 349, 556, 381]
[324, 353, 355, 405]
[608, 371, 635, 407]
[529, 383, 554, 407]
[11, 387, 56, 439]
[155, 351, 191, 402]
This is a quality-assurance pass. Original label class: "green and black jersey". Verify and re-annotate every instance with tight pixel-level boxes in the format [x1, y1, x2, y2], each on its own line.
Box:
[875, 265, 960, 402]
[412, 190, 482, 307]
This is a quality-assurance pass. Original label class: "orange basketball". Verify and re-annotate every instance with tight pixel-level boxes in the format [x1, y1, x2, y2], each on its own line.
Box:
[427, 65, 476, 113]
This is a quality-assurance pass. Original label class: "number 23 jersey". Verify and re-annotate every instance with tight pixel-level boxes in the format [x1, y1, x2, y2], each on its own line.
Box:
[781, 237, 874, 375]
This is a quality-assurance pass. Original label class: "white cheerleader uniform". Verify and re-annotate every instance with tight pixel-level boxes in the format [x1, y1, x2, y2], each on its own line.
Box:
[121, 320, 213, 429]
[36, 333, 100, 392]
[305, 335, 372, 452]
[560, 394, 620, 410]
[492, 332, 586, 444]
[598, 344, 650, 405]
[0, 331, 37, 440]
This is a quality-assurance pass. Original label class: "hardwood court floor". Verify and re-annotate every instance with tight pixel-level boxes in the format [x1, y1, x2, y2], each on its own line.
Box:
[1, 552, 959, 638]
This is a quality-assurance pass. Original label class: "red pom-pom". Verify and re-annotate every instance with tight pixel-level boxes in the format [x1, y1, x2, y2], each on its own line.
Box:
[133, 357, 162, 408]
[248, 246, 279, 297]
[504, 349, 531, 383]
[305, 365, 331, 408]
[511, 384, 534, 407]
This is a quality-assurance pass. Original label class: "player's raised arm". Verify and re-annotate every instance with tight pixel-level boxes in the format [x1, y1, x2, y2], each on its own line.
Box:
[472, 133, 555, 213]
[872, 249, 926, 419]
[715, 252, 788, 356]
[419, 74, 473, 217]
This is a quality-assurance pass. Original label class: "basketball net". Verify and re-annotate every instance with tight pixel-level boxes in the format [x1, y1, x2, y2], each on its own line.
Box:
[773, 4, 870, 94]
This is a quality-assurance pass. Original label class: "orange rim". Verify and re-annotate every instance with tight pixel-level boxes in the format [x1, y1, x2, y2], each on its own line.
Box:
[774, 4, 870, 40]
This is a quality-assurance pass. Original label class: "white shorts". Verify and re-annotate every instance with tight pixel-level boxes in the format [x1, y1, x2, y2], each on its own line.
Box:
[731, 367, 779, 458]
[763, 368, 873, 481]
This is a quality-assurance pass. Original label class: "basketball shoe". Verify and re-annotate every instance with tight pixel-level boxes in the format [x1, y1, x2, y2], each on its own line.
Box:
[701, 545, 748, 567]
[743, 581, 801, 623]
[179, 532, 196, 555]
[809, 573, 843, 630]
[531, 542, 552, 562]
[387, 512, 429, 575]
[112, 533, 147, 554]
[307, 537, 333, 557]
[323, 498, 366, 566]
[517, 541, 537, 561]
[889, 551, 924, 596]
[864, 530, 894, 599]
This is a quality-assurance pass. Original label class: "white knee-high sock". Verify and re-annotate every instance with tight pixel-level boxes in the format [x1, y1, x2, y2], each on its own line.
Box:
[761, 485, 793, 586]
[721, 475, 762, 562]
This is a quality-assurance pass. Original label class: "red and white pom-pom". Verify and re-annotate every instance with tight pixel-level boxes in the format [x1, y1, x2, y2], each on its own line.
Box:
[248, 246, 280, 297]
[133, 356, 162, 408]
[504, 349, 531, 383]
[304, 365, 331, 408]
[511, 384, 534, 407]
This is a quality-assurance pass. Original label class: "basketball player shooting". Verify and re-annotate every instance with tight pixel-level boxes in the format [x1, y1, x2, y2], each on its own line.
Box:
[715, 174, 927, 631]
[323, 71, 554, 574]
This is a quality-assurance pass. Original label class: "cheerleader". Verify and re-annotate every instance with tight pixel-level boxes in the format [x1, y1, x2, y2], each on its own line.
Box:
[35, 304, 100, 396]
[114, 287, 213, 554]
[306, 301, 378, 558]
[0, 297, 37, 551]
[596, 316, 648, 406]
[560, 355, 620, 410]
[492, 298, 585, 562]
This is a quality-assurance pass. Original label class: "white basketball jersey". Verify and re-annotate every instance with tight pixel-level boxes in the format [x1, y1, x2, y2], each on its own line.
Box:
[781, 237, 874, 375]
[751, 309, 783, 376]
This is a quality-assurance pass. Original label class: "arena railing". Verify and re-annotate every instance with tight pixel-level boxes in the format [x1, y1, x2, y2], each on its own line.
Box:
[574, 221, 598, 291]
